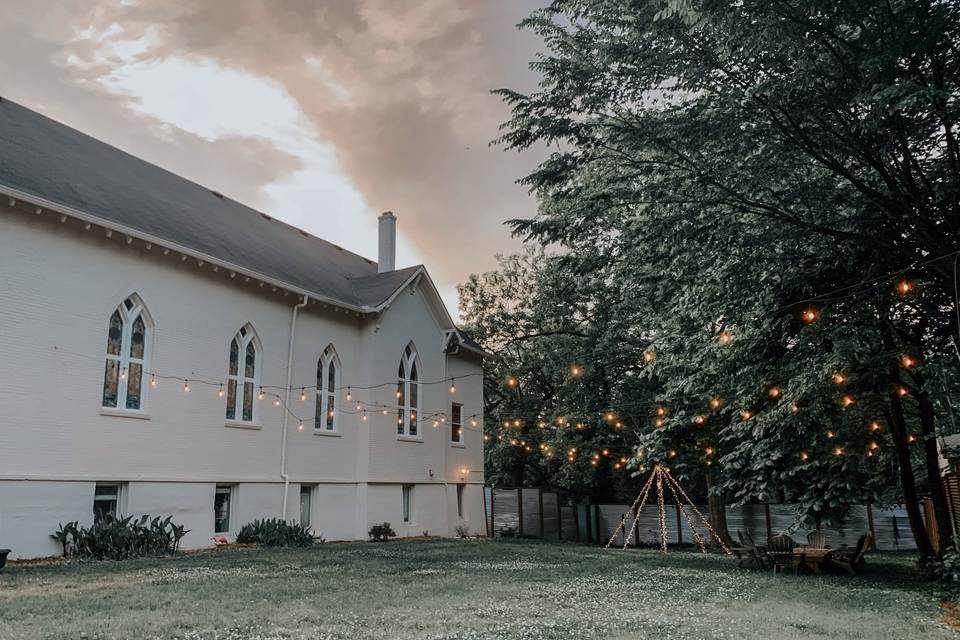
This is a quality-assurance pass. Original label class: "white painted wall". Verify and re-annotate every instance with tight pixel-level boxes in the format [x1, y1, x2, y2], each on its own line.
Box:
[0, 206, 485, 558]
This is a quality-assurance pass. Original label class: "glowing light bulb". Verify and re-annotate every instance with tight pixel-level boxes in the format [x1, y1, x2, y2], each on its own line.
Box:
[833, 446, 844, 456]
[120, 368, 127, 380]
[869, 440, 879, 450]
[709, 397, 723, 410]
[907, 433, 917, 443]
[740, 410, 753, 421]
[346, 387, 352, 401]
[656, 406, 667, 417]
[840, 394, 856, 408]
[602, 448, 609, 456]
[328, 409, 334, 417]
[569, 447, 577, 455]
[484, 434, 490, 442]
[896, 386, 910, 397]
[506, 377, 517, 388]
[791, 403, 799, 413]
[257, 388, 265, 400]
[432, 420, 439, 428]
[826, 430, 835, 439]
[471, 418, 478, 427]
[718, 331, 733, 345]
[704, 447, 714, 456]
[274, 398, 280, 407]
[668, 450, 676, 458]
[298, 420, 304, 431]
[643, 350, 656, 363]
[300, 388, 306, 401]
[767, 386, 781, 399]
[362, 411, 368, 421]
[896, 279, 914, 295]
[382, 409, 388, 415]
[183, 380, 190, 393]
[694, 415, 706, 426]
[900, 354, 917, 369]
[218, 385, 224, 398]
[356, 401, 362, 411]
[655, 418, 665, 428]
[801, 308, 819, 325]
[832, 373, 847, 385]
[449, 380, 457, 393]
[799, 451, 809, 462]
[150, 373, 157, 387]
[868, 421, 881, 432]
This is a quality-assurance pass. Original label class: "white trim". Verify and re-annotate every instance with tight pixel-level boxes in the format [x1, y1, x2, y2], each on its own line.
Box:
[99, 408, 152, 420]
[313, 431, 342, 438]
[315, 345, 340, 433]
[396, 435, 424, 443]
[224, 420, 262, 430]
[225, 324, 261, 425]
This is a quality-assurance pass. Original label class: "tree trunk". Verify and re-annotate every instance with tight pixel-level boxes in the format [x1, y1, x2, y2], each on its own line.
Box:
[885, 400, 937, 560]
[916, 388, 953, 553]
[705, 468, 734, 548]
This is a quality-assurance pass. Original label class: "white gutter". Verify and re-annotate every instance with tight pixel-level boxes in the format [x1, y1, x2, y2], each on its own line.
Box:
[280, 294, 309, 519]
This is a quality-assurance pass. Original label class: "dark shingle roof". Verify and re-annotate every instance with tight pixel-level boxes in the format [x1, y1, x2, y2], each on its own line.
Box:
[0, 98, 418, 311]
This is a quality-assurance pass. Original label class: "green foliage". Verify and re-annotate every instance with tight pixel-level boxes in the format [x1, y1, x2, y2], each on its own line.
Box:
[50, 514, 189, 560]
[367, 522, 397, 542]
[235, 519, 316, 547]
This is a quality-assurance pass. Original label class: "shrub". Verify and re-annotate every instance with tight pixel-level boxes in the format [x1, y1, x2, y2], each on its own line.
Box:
[235, 519, 315, 547]
[368, 522, 397, 542]
[455, 525, 470, 539]
[51, 514, 189, 561]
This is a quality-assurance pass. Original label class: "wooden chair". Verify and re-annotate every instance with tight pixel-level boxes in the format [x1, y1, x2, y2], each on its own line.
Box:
[806, 529, 827, 549]
[829, 532, 873, 575]
[767, 533, 797, 574]
[732, 530, 764, 569]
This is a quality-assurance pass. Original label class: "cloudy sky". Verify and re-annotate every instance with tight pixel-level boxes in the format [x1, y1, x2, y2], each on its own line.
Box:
[0, 1, 546, 316]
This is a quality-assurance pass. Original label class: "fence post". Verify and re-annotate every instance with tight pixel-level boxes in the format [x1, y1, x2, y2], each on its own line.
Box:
[538, 488, 545, 538]
[557, 493, 563, 540]
[594, 504, 602, 546]
[675, 503, 683, 545]
[866, 501, 876, 544]
[764, 502, 773, 539]
[517, 488, 524, 537]
[573, 502, 581, 542]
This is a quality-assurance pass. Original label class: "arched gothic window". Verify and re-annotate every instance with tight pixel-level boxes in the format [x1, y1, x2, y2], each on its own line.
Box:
[102, 294, 151, 411]
[397, 343, 420, 437]
[226, 324, 260, 423]
[316, 346, 340, 431]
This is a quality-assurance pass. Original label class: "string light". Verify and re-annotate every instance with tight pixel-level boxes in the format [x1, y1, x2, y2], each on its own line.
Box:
[218, 385, 224, 398]
[832, 373, 847, 385]
[257, 388, 265, 400]
[274, 397, 281, 407]
[799, 451, 809, 462]
[767, 386, 781, 399]
[896, 279, 914, 295]
[739, 409, 753, 421]
[896, 385, 910, 397]
[300, 388, 306, 401]
[298, 420, 304, 431]
[120, 367, 127, 380]
[449, 379, 457, 394]
[668, 450, 676, 458]
[790, 403, 799, 413]
[833, 446, 844, 456]
[643, 350, 656, 363]
[801, 307, 819, 324]
[505, 376, 517, 388]
[826, 430, 835, 439]
[655, 418, 665, 428]
[868, 421, 881, 432]
[183, 379, 190, 393]
[709, 397, 723, 410]
[907, 433, 917, 444]
[900, 354, 917, 369]
[840, 394, 856, 408]
[655, 406, 668, 417]
[704, 446, 715, 456]
[150, 373, 157, 387]
[718, 331, 733, 346]
[346, 387, 352, 401]
[570, 365, 582, 377]
[362, 411, 368, 421]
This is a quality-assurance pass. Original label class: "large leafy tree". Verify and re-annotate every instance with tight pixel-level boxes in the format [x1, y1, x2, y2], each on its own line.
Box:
[481, 0, 960, 559]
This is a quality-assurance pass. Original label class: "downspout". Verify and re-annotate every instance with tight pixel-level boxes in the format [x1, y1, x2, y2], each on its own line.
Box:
[281, 294, 309, 519]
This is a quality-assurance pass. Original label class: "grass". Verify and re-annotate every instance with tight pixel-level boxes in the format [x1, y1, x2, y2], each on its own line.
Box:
[0, 539, 953, 639]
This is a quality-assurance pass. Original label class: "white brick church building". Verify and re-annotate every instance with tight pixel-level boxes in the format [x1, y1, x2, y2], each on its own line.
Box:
[0, 98, 487, 559]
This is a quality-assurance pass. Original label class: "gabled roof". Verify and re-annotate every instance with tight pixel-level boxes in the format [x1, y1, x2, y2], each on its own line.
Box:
[0, 97, 419, 312]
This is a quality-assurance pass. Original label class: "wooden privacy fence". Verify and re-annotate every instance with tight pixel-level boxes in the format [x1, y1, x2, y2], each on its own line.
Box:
[483, 487, 918, 551]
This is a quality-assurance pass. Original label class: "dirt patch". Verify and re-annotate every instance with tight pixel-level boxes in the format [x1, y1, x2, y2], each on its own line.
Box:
[940, 601, 960, 629]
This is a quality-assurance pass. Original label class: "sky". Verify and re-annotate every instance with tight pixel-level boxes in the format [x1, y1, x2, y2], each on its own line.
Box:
[0, 0, 547, 317]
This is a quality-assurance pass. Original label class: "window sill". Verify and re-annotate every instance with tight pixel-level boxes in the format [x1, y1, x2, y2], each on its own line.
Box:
[451, 443, 466, 449]
[100, 408, 151, 420]
[224, 420, 261, 430]
[313, 430, 341, 438]
[397, 435, 424, 443]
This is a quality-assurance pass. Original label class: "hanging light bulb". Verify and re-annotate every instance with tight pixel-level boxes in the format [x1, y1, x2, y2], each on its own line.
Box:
[832, 373, 847, 385]
[298, 420, 304, 431]
[826, 430, 836, 439]
[840, 394, 856, 408]
[896, 385, 910, 397]
[274, 397, 281, 407]
[895, 279, 914, 295]
[362, 411, 368, 421]
[218, 385, 224, 398]
[470, 418, 478, 427]
[767, 386, 781, 399]
[704, 447, 715, 456]
[668, 450, 677, 458]
[300, 388, 306, 402]
[656, 406, 667, 417]
[899, 354, 917, 369]
[907, 433, 917, 444]
[791, 403, 800, 413]
[718, 331, 733, 345]
[801, 307, 819, 325]
[150, 373, 157, 387]
[868, 421, 881, 432]
[432, 420, 439, 428]
[396, 389, 402, 398]
[709, 397, 723, 410]
[643, 350, 656, 363]
[799, 451, 809, 462]
[484, 434, 490, 442]
[602, 448, 609, 456]
[257, 388, 265, 400]
[346, 387, 352, 401]
[356, 401, 362, 411]
[655, 418, 665, 428]
[183, 380, 190, 393]
[570, 365, 582, 377]
[693, 415, 706, 426]
[382, 409, 388, 415]
[833, 446, 844, 456]
[506, 376, 517, 388]
[449, 379, 457, 393]
[120, 367, 127, 380]
[740, 409, 753, 421]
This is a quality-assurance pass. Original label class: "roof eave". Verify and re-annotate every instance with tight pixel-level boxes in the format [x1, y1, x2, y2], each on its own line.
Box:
[0, 182, 375, 315]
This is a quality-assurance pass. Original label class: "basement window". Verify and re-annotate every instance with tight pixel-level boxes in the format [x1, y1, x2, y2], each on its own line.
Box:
[93, 483, 121, 521]
[214, 485, 233, 533]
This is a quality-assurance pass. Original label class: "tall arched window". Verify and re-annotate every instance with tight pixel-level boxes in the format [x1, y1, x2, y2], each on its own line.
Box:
[397, 343, 419, 437]
[226, 324, 260, 423]
[102, 294, 151, 411]
[316, 345, 339, 432]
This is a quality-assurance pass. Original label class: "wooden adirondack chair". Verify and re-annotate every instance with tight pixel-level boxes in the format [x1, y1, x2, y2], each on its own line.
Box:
[806, 529, 827, 549]
[829, 532, 873, 575]
[767, 534, 797, 574]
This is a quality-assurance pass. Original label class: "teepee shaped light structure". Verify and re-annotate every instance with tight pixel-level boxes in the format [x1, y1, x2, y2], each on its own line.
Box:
[605, 464, 732, 555]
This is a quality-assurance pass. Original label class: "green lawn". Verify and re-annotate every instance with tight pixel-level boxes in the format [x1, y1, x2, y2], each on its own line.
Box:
[0, 539, 953, 639]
